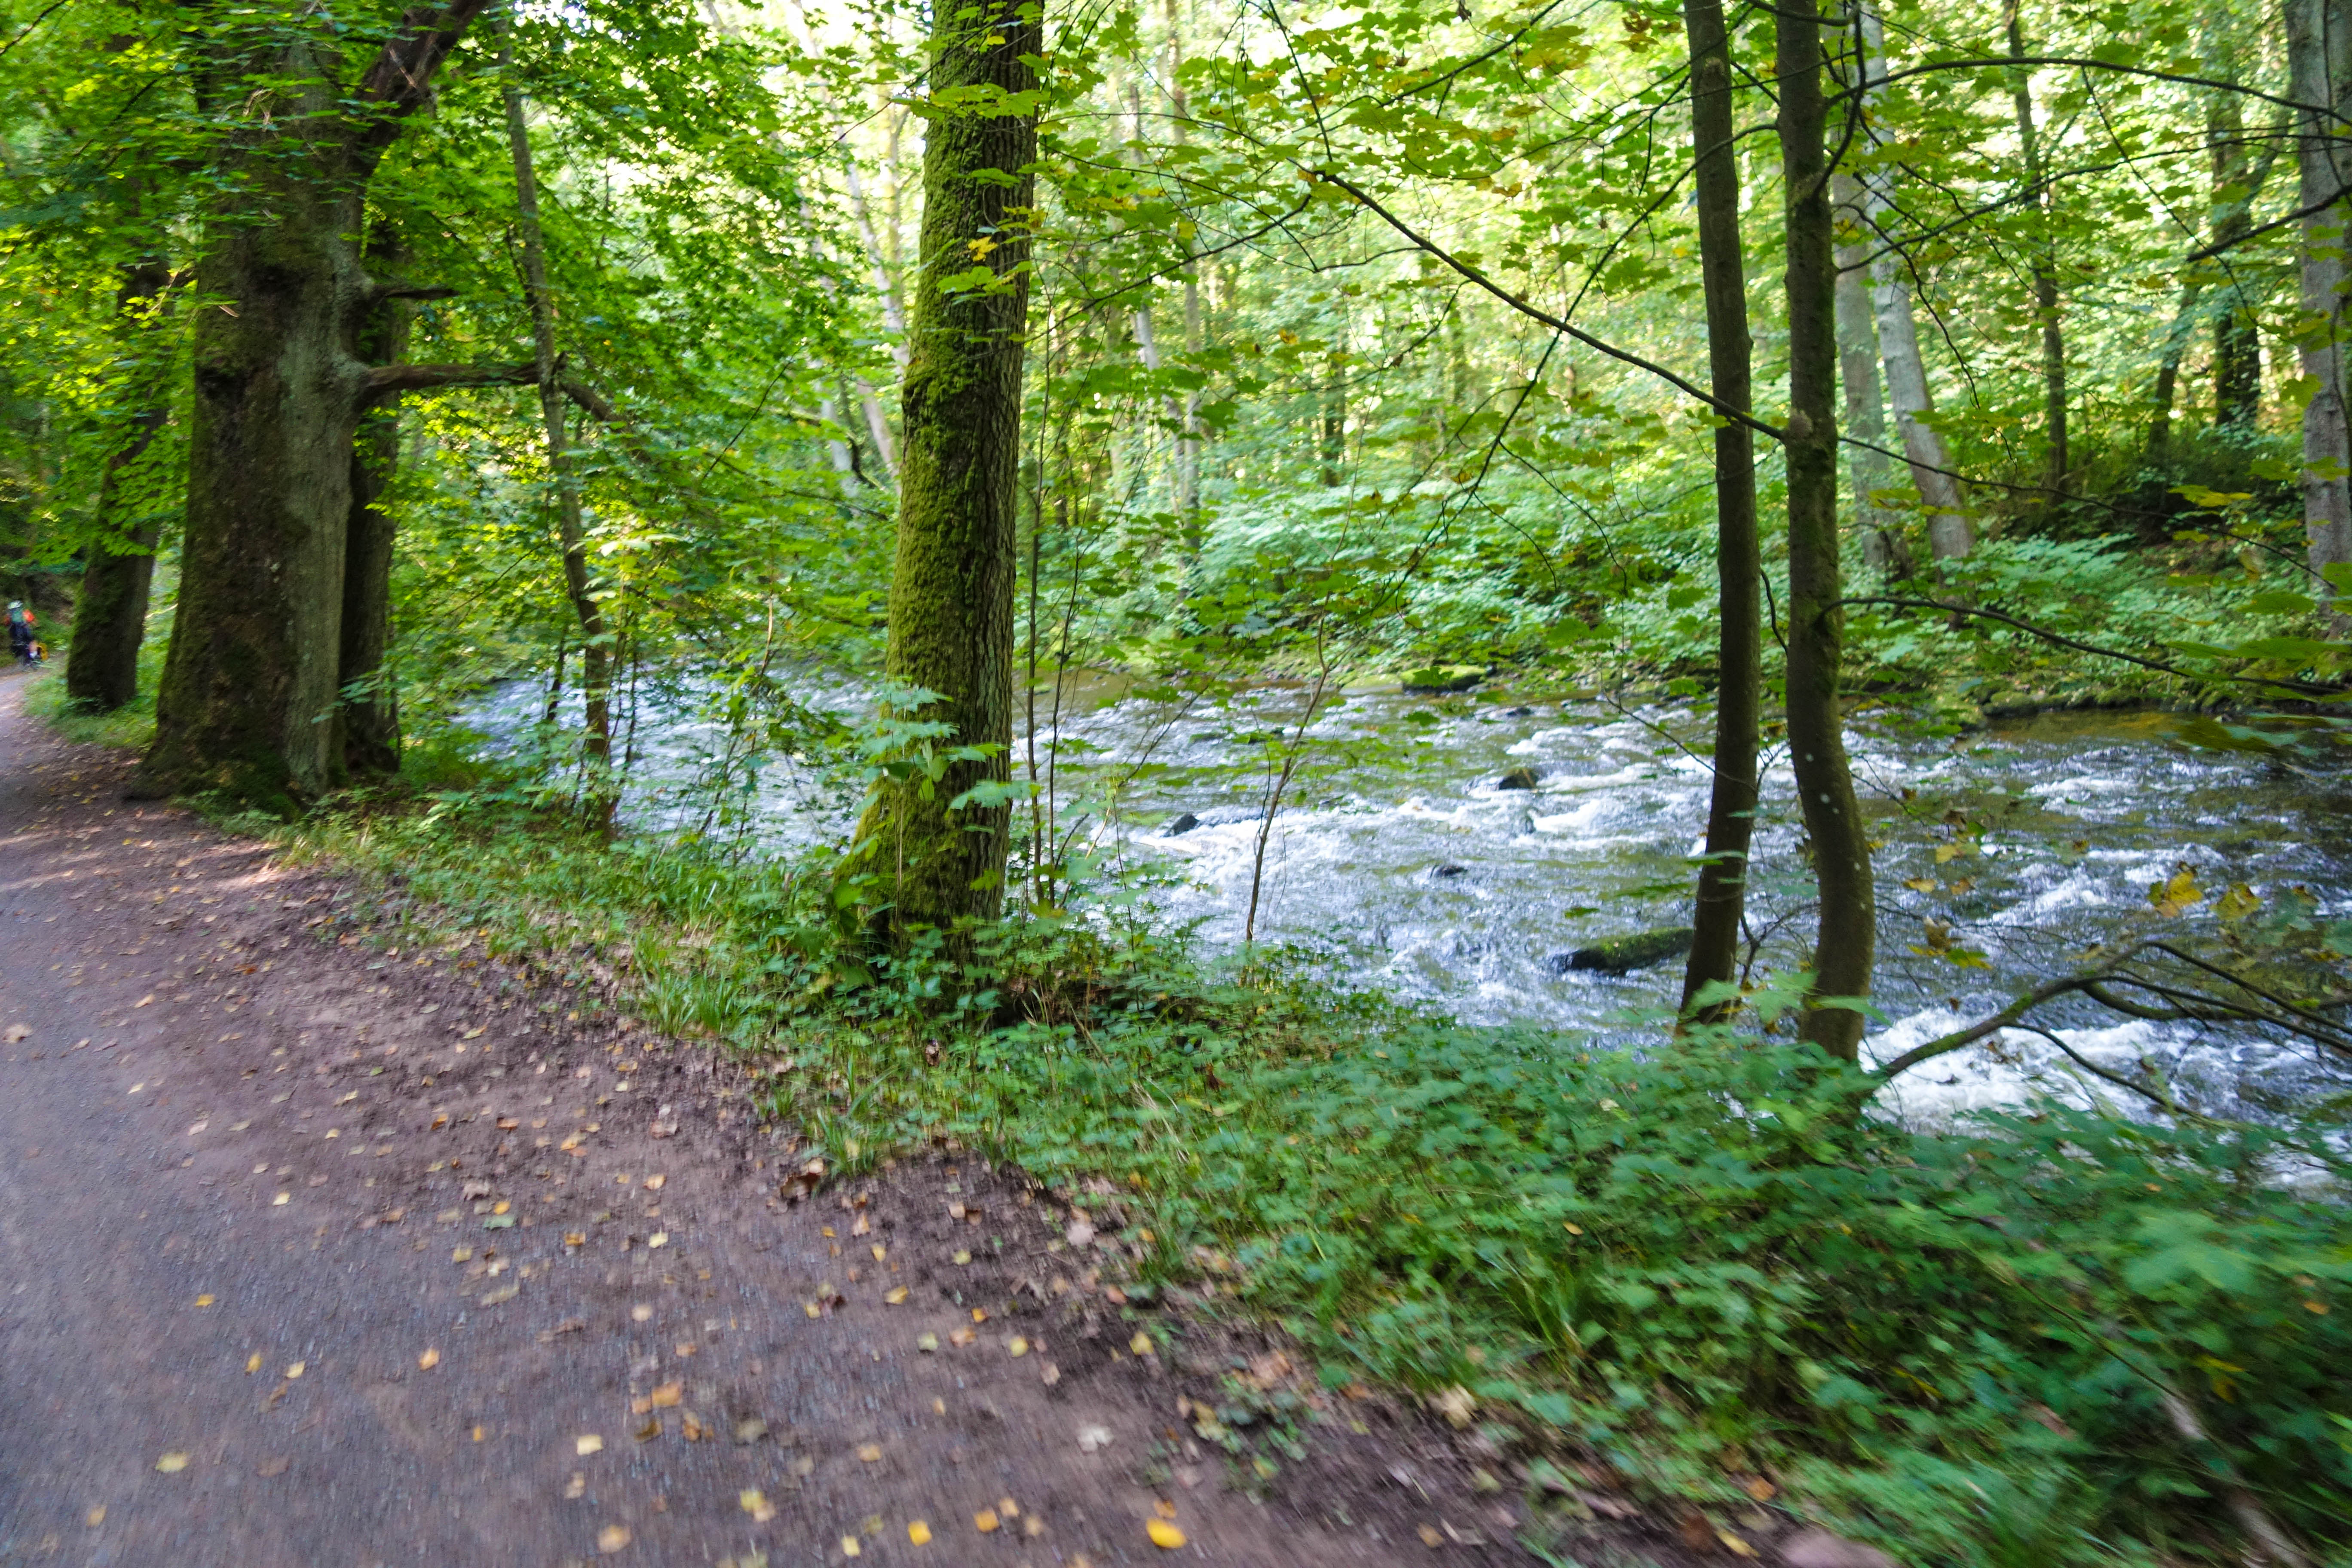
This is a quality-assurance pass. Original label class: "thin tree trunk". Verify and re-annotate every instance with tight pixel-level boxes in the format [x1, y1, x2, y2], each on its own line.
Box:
[1679, 0, 1761, 1023]
[67, 256, 172, 714]
[2005, 0, 2067, 493]
[1782, 0, 1874, 1060]
[1855, 4, 1972, 558]
[854, 0, 1040, 933]
[2291, 0, 2352, 628]
[335, 228, 412, 777]
[2205, 8, 2262, 432]
[500, 25, 614, 824]
[1321, 347, 1347, 486]
[1831, 169, 1902, 572]
[2148, 280, 2205, 454]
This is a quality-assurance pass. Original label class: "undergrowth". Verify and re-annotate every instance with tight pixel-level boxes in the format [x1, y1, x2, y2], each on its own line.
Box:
[267, 782, 2352, 1568]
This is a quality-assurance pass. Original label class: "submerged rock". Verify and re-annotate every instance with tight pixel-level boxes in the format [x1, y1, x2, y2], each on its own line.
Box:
[1504, 706, 1534, 717]
[1433, 863, 1469, 878]
[1547, 926, 1695, 975]
[1164, 812, 1200, 835]
[1496, 765, 1540, 791]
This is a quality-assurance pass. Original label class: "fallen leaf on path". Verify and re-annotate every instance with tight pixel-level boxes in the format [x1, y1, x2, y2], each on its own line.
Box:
[740, 1488, 776, 1522]
[1041, 1362, 1060, 1385]
[285, 1362, 305, 1379]
[1065, 1219, 1094, 1246]
[948, 1328, 975, 1347]
[597, 1522, 630, 1553]
[417, 1348, 440, 1370]
[871, 1244, 885, 1261]
[884, 1286, 908, 1305]
[245, 1354, 261, 1374]
[1418, 1525, 1445, 1547]
[86, 1507, 104, 1526]
[917, 1333, 938, 1352]
[855, 1442, 884, 1462]
[975, 1509, 1000, 1533]
[1009, 1337, 1029, 1357]
[1130, 1332, 1153, 1356]
[2, 1024, 28, 1043]
[907, 1521, 932, 1545]
[649, 1382, 682, 1408]
[564, 1472, 586, 1498]
[496, 1117, 518, 1130]
[643, 1173, 665, 1191]
[1077, 1425, 1113, 1452]
[733, 1416, 769, 1444]
[155, 1453, 190, 1473]
[839, 1538, 860, 1558]
[576, 1434, 604, 1455]
[647, 1232, 668, 1249]
[1718, 1530, 1758, 1557]
[257, 1456, 289, 1477]
[480, 1284, 518, 1306]
[1147, 1519, 1187, 1550]
[631, 1304, 653, 1321]
[193, 1295, 215, 1308]
[952, 1250, 971, 1265]
[273, 1192, 289, 1206]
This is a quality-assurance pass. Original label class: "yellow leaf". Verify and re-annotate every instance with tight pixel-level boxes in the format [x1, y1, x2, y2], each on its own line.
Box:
[741, 1488, 776, 1522]
[643, 1174, 665, 1191]
[872, 1244, 886, 1261]
[273, 1192, 290, 1206]
[245, 1353, 262, 1374]
[885, 1286, 909, 1304]
[155, 1452, 190, 1473]
[1147, 1518, 1187, 1549]
[967, 237, 998, 260]
[1934, 844, 1962, 863]
[194, 1294, 215, 1308]
[650, 1382, 683, 1408]
[285, 1362, 305, 1379]
[576, 1434, 604, 1455]
[841, 1538, 861, 1558]
[86, 1507, 104, 1527]
[2217, 882, 2261, 921]
[907, 1520, 933, 1544]
[648, 1232, 668, 1249]
[1562, 1222, 1583, 1235]
[418, 1348, 440, 1370]
[597, 1522, 631, 1553]
[976, 1509, 1001, 1533]
[1902, 877, 1937, 893]
[1130, 1332, 1154, 1356]
[1718, 1530, 1758, 1557]
[952, 1249, 971, 1265]
[858, 1443, 883, 1462]
[1009, 1337, 1029, 1357]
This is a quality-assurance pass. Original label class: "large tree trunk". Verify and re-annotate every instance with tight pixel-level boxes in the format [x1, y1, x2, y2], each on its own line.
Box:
[2005, 0, 2067, 493]
[1782, 0, 1874, 1061]
[2291, 0, 2352, 625]
[1831, 170, 1902, 572]
[2205, 15, 2262, 432]
[335, 235, 411, 778]
[67, 257, 173, 714]
[2148, 280, 2205, 455]
[1855, 5, 1972, 559]
[1678, 0, 1761, 1023]
[855, 0, 1040, 933]
[132, 4, 491, 809]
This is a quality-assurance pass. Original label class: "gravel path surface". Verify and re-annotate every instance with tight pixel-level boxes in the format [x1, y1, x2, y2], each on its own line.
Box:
[0, 673, 1551, 1567]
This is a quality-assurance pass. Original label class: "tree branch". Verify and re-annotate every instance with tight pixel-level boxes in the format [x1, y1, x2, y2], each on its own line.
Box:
[363, 360, 536, 404]
[1870, 973, 2096, 1080]
[1315, 169, 1792, 445]
[1842, 595, 2343, 698]
[352, 0, 494, 175]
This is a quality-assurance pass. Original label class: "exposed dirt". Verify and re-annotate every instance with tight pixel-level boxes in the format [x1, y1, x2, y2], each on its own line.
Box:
[0, 672, 1754, 1568]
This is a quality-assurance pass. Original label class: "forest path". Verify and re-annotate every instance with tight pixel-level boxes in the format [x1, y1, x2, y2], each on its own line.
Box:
[0, 672, 1531, 1568]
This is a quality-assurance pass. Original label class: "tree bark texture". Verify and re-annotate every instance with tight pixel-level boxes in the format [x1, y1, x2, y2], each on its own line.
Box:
[1678, 0, 1761, 1022]
[335, 241, 410, 778]
[1855, 5, 1972, 559]
[1782, 0, 1875, 1060]
[858, 0, 1040, 932]
[67, 257, 173, 713]
[501, 37, 611, 789]
[2004, 0, 2067, 493]
[133, 3, 490, 809]
[1831, 170, 1901, 571]
[2291, 0, 2352, 623]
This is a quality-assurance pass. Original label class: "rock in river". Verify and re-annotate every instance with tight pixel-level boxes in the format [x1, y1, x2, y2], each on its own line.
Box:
[1547, 926, 1695, 975]
[1496, 766, 1540, 791]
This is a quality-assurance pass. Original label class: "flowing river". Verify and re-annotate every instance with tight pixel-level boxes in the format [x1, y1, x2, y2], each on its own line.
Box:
[468, 677, 2352, 1124]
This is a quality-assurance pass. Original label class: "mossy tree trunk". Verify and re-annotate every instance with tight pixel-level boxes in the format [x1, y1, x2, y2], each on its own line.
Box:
[1678, 0, 1761, 1023]
[1781, 0, 1874, 1060]
[132, 3, 520, 809]
[857, 0, 1041, 933]
[67, 256, 173, 714]
[334, 234, 412, 778]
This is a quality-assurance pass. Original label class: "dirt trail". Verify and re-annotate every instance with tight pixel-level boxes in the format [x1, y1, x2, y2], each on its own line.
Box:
[0, 674, 1555, 1568]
